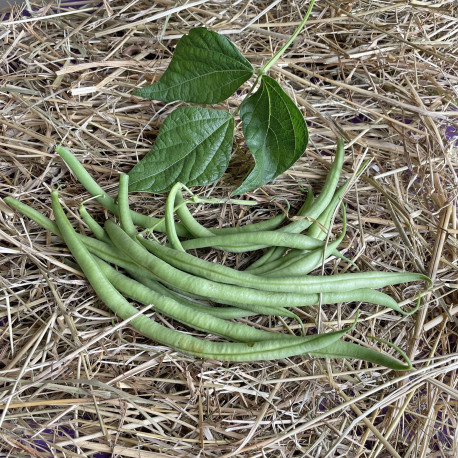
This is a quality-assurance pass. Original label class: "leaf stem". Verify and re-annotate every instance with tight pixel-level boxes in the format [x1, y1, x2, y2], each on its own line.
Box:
[259, 0, 316, 76]
[232, 72, 262, 117]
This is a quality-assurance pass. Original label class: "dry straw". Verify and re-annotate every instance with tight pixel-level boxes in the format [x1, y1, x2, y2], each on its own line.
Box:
[1, 0, 457, 456]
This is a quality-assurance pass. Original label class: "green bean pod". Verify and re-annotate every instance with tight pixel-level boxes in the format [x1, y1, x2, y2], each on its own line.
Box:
[244, 251, 306, 276]
[309, 340, 411, 371]
[118, 173, 137, 238]
[165, 182, 188, 251]
[215, 213, 286, 234]
[139, 237, 427, 302]
[56, 146, 191, 237]
[174, 189, 287, 235]
[278, 139, 346, 234]
[178, 231, 326, 252]
[138, 240, 420, 315]
[127, 271, 256, 319]
[139, 237, 349, 294]
[306, 190, 342, 241]
[82, 237, 259, 319]
[172, 189, 286, 252]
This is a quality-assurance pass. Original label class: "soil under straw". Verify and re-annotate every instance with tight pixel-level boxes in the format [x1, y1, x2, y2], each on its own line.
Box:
[1, 0, 457, 456]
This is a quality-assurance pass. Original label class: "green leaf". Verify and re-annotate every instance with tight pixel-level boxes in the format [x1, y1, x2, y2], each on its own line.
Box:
[234, 76, 309, 195]
[133, 28, 254, 104]
[128, 107, 234, 193]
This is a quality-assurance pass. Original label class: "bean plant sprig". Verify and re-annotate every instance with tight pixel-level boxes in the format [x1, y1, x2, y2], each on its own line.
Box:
[129, 1, 317, 195]
[4, 143, 429, 370]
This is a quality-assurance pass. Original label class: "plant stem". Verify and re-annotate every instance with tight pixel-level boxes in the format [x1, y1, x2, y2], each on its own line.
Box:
[260, 0, 316, 76]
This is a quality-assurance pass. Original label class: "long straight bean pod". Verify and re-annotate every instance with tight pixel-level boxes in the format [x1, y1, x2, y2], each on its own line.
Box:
[136, 241, 420, 315]
[127, 271, 256, 319]
[138, 235, 426, 310]
[178, 230, 326, 252]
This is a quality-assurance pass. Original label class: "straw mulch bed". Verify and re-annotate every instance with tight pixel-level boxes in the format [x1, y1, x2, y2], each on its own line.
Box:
[1, 0, 457, 456]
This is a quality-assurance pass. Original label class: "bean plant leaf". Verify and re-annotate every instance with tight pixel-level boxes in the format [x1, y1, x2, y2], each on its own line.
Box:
[133, 27, 254, 104]
[234, 76, 309, 195]
[128, 107, 234, 193]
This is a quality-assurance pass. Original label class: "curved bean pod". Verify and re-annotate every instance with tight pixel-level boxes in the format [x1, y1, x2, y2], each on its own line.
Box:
[101, 261, 418, 369]
[295, 186, 315, 217]
[216, 213, 286, 234]
[159, 237, 428, 301]
[97, 258, 299, 342]
[174, 190, 287, 236]
[278, 139, 346, 234]
[305, 159, 368, 241]
[166, 182, 187, 251]
[5, 196, 61, 235]
[139, 236, 341, 295]
[82, 238, 258, 318]
[306, 187, 344, 241]
[244, 252, 306, 275]
[172, 189, 285, 252]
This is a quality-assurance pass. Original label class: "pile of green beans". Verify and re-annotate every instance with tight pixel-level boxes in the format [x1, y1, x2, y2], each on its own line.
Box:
[3, 144, 430, 369]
